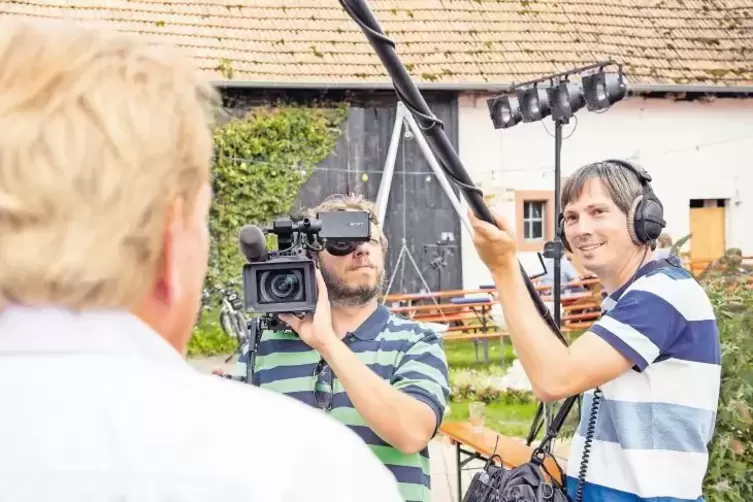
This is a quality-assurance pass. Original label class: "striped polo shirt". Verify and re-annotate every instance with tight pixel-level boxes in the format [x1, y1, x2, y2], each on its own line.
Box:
[565, 259, 721, 501]
[245, 305, 450, 502]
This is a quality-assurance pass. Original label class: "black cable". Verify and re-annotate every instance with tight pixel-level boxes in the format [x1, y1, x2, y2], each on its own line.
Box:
[573, 247, 650, 500]
[575, 388, 601, 502]
[338, 0, 570, 350]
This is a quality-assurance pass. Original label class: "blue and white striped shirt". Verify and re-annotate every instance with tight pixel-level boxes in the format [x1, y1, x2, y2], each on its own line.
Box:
[565, 260, 721, 501]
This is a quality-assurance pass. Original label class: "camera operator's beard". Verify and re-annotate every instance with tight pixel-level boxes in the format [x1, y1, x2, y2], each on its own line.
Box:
[320, 265, 384, 308]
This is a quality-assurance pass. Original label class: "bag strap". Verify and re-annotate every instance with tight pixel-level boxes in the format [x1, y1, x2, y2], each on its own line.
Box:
[542, 395, 577, 443]
[530, 394, 578, 462]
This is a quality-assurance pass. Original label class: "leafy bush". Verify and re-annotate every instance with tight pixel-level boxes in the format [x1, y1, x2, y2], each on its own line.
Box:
[207, 103, 347, 295]
[702, 273, 753, 502]
[449, 367, 534, 405]
[189, 102, 347, 357]
[187, 309, 238, 357]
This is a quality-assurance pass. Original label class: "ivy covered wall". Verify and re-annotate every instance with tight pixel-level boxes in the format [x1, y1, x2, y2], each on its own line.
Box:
[208, 102, 348, 294]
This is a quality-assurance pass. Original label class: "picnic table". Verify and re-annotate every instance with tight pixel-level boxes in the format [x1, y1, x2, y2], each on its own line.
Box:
[389, 296, 501, 363]
[382, 276, 605, 357]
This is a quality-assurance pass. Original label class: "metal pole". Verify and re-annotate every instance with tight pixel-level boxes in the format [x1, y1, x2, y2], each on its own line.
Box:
[403, 109, 473, 237]
[545, 117, 565, 437]
[375, 102, 405, 225]
[553, 118, 563, 328]
[338, 0, 570, 350]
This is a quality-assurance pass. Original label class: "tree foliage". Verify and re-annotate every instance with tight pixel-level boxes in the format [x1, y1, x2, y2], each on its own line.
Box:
[701, 255, 753, 502]
[207, 103, 348, 295]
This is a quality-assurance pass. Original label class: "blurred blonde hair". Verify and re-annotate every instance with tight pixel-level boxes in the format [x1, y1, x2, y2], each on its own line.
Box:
[0, 19, 220, 309]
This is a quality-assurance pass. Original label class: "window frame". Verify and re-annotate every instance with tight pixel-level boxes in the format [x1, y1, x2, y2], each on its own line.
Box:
[515, 190, 555, 251]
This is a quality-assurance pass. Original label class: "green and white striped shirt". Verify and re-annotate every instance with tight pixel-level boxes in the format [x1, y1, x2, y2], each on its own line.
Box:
[250, 306, 450, 502]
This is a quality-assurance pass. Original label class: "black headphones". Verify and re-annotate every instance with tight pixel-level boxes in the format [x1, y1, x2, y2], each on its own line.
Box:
[558, 159, 666, 252]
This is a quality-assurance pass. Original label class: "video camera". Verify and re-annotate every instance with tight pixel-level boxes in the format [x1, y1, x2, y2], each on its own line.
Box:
[238, 210, 372, 317]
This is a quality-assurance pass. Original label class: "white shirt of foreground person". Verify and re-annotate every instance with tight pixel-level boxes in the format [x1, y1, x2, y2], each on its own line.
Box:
[0, 306, 403, 502]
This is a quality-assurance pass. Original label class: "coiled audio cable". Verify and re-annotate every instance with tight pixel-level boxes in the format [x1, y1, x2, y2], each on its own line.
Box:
[574, 387, 602, 502]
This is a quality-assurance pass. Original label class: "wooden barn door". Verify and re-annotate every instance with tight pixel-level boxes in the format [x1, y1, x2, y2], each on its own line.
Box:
[689, 200, 726, 275]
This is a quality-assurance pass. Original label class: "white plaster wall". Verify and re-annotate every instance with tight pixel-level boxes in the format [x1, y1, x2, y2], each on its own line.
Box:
[456, 94, 753, 290]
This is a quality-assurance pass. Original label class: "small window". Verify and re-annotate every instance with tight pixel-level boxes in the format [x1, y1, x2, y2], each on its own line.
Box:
[523, 201, 546, 240]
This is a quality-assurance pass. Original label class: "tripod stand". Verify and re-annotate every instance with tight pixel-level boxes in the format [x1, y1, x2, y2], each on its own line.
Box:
[375, 101, 473, 237]
[382, 238, 448, 322]
[423, 238, 457, 296]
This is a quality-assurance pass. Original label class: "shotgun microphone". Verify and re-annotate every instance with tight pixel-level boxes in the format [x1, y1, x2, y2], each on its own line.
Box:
[238, 225, 268, 262]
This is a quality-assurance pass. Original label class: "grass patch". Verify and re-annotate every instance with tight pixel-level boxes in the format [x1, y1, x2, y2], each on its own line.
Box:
[442, 338, 539, 439]
[443, 337, 516, 369]
[445, 399, 539, 438]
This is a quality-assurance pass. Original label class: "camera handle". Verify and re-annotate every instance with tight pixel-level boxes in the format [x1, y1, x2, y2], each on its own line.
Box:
[243, 316, 263, 386]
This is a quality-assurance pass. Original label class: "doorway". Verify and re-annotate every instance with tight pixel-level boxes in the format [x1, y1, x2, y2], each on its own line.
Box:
[688, 199, 726, 274]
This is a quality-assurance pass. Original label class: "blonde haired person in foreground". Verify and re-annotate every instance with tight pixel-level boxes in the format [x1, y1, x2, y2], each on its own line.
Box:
[0, 20, 402, 502]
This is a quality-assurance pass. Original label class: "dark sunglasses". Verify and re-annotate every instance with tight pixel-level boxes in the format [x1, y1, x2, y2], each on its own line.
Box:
[325, 238, 382, 256]
[313, 359, 334, 411]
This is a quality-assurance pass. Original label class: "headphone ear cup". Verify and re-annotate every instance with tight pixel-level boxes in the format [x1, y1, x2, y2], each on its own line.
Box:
[639, 196, 666, 242]
[627, 196, 644, 245]
[631, 195, 666, 245]
[558, 214, 572, 252]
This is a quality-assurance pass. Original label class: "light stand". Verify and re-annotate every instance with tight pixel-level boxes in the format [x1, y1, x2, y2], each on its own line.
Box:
[552, 117, 564, 329]
[488, 62, 627, 446]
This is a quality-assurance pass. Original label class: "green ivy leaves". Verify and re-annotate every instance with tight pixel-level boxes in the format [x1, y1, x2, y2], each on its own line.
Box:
[702, 273, 753, 501]
[206, 103, 348, 297]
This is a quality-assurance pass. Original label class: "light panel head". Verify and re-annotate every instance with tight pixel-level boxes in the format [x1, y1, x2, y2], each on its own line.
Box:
[549, 80, 586, 121]
[583, 71, 627, 111]
[519, 87, 551, 123]
[487, 95, 522, 129]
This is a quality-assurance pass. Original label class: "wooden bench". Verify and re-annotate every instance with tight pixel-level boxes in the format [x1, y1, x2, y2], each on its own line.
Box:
[388, 293, 501, 363]
[386, 277, 605, 354]
[561, 321, 595, 333]
[440, 421, 565, 502]
[442, 331, 507, 342]
[382, 287, 497, 307]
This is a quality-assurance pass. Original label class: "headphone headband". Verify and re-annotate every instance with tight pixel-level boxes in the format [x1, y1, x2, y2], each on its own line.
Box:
[601, 158, 653, 184]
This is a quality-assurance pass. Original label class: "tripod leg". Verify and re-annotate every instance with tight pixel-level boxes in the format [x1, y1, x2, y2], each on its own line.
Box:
[404, 108, 472, 237]
[375, 102, 404, 225]
[402, 241, 448, 322]
[382, 244, 406, 302]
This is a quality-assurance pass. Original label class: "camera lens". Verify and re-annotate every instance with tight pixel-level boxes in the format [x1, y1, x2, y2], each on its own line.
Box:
[259, 270, 304, 304]
[271, 273, 298, 298]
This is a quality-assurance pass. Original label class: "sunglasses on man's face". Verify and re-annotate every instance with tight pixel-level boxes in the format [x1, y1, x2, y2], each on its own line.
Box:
[325, 237, 382, 256]
[313, 359, 333, 411]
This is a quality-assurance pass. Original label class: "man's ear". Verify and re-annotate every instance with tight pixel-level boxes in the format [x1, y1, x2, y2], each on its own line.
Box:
[157, 198, 186, 306]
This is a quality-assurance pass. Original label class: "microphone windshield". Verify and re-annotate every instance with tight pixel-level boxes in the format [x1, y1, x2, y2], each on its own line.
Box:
[238, 225, 268, 262]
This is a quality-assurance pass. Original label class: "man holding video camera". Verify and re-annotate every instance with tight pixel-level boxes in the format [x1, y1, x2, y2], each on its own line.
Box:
[468, 160, 720, 502]
[248, 194, 450, 502]
[0, 20, 402, 502]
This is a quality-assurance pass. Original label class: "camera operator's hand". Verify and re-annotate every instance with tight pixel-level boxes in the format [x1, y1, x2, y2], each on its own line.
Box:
[468, 208, 518, 275]
[278, 269, 336, 352]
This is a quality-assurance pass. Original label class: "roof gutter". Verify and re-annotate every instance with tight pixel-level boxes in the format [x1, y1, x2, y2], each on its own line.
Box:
[213, 79, 753, 95]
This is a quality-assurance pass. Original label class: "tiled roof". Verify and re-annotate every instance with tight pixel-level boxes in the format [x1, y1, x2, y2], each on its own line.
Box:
[1, 0, 751, 88]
